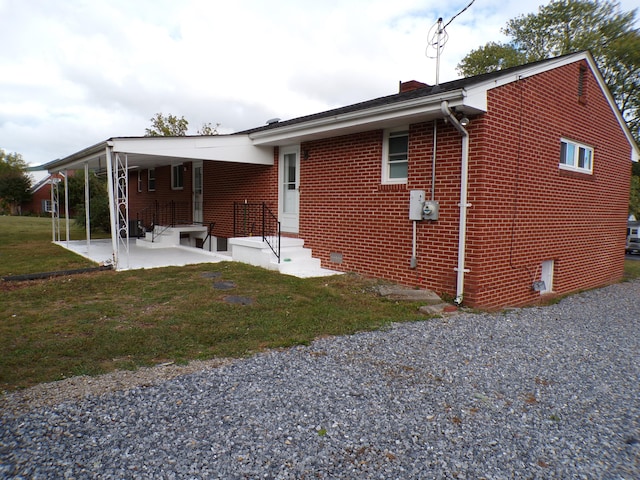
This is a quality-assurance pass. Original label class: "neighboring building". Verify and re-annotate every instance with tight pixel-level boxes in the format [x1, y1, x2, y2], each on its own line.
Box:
[21, 173, 58, 215]
[41, 51, 639, 309]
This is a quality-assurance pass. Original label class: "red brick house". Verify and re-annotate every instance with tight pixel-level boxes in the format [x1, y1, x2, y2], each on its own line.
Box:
[42, 51, 638, 309]
[21, 173, 64, 216]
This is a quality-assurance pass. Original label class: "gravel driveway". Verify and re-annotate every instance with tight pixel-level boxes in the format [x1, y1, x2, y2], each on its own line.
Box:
[2, 279, 639, 479]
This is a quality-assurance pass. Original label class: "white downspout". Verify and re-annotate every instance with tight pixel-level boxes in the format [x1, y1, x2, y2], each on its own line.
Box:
[440, 101, 470, 306]
[105, 145, 118, 268]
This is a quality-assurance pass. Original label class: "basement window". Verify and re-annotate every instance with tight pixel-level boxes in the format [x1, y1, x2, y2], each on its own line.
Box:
[559, 138, 593, 174]
[382, 128, 408, 184]
[539, 260, 554, 295]
[172, 164, 184, 190]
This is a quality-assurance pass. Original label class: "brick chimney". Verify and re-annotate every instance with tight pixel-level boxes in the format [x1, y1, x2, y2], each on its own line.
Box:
[399, 80, 429, 93]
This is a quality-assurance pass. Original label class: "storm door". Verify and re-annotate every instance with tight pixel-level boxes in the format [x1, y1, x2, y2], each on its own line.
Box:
[279, 146, 299, 233]
[192, 161, 203, 224]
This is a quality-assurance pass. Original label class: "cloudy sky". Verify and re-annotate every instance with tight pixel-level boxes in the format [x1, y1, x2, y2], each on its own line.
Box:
[1, 0, 638, 169]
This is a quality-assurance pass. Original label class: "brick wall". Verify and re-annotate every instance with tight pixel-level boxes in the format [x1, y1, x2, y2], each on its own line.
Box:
[298, 125, 463, 297]
[297, 60, 631, 308]
[465, 61, 631, 308]
[129, 159, 278, 239]
[201, 158, 278, 239]
[24, 180, 54, 215]
[128, 164, 193, 226]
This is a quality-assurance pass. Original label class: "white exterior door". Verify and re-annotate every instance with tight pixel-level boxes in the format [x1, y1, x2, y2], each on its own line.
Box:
[192, 161, 203, 224]
[279, 146, 300, 233]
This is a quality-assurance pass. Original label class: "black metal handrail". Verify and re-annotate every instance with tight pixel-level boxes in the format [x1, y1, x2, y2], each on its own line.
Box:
[234, 202, 281, 262]
[201, 222, 216, 251]
[136, 201, 192, 242]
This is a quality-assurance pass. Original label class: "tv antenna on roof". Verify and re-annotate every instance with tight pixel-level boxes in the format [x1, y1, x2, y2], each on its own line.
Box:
[426, 0, 475, 85]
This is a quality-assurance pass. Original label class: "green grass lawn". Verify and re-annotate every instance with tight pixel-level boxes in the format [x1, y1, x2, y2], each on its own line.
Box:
[0, 217, 426, 391]
[1, 216, 638, 392]
[0, 216, 105, 276]
[624, 256, 640, 279]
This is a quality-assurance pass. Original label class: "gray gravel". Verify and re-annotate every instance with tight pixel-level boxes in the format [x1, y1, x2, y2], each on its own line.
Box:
[2, 280, 639, 479]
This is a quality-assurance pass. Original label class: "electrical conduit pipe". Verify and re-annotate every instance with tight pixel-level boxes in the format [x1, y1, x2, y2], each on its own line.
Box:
[440, 101, 470, 306]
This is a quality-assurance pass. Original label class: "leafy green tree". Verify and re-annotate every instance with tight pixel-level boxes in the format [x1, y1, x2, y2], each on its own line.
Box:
[145, 113, 189, 136]
[456, 42, 527, 76]
[197, 122, 220, 135]
[631, 162, 640, 218]
[630, 175, 640, 219]
[0, 149, 32, 214]
[67, 173, 111, 232]
[457, 0, 640, 141]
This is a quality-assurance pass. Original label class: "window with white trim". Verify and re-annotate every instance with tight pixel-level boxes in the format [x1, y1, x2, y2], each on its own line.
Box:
[148, 168, 156, 191]
[171, 164, 184, 190]
[559, 138, 593, 174]
[382, 129, 409, 184]
[42, 199, 54, 213]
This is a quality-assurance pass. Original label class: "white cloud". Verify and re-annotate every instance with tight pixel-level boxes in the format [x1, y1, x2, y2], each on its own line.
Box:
[0, 0, 637, 166]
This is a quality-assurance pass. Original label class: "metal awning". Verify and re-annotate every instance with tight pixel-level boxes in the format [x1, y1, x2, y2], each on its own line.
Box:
[40, 134, 274, 173]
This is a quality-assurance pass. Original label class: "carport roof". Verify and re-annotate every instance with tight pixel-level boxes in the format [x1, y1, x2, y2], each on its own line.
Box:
[40, 134, 274, 173]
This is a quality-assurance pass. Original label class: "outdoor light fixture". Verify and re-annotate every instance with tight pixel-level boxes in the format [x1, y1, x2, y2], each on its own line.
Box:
[303, 149, 310, 160]
[460, 117, 470, 127]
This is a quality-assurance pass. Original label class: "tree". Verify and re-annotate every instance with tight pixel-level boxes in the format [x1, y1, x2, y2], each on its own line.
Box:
[197, 122, 220, 136]
[0, 149, 32, 214]
[144, 113, 189, 136]
[631, 161, 640, 218]
[145, 113, 221, 136]
[630, 175, 640, 219]
[67, 173, 111, 232]
[457, 0, 640, 141]
[456, 42, 527, 76]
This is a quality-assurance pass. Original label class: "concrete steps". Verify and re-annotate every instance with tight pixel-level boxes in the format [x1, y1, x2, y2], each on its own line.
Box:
[136, 225, 209, 249]
[228, 236, 340, 278]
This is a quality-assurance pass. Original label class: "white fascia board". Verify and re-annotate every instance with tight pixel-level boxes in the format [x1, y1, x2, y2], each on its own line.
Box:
[249, 90, 474, 146]
[42, 141, 110, 172]
[111, 135, 274, 165]
[466, 52, 591, 95]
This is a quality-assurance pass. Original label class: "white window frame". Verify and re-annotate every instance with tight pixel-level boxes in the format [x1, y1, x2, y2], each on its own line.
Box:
[137, 170, 142, 192]
[382, 127, 409, 184]
[559, 138, 593, 174]
[43, 199, 54, 213]
[148, 168, 156, 192]
[171, 164, 184, 190]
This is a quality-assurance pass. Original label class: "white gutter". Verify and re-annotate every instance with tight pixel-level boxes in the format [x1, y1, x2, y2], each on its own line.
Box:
[441, 101, 470, 306]
[250, 90, 469, 146]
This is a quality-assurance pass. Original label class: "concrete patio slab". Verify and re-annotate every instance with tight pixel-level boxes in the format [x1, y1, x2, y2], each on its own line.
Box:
[55, 239, 231, 271]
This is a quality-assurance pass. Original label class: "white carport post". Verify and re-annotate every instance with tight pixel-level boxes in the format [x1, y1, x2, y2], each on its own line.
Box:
[84, 162, 91, 252]
[51, 175, 59, 242]
[114, 153, 130, 270]
[64, 169, 70, 247]
[105, 146, 119, 268]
